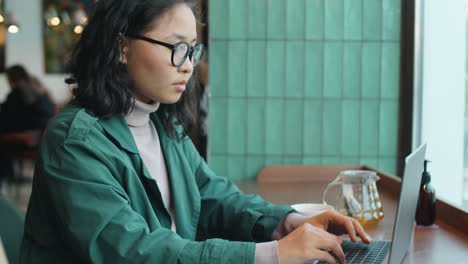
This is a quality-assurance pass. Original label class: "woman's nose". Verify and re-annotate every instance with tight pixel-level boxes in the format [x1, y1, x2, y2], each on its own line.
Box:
[178, 56, 194, 75]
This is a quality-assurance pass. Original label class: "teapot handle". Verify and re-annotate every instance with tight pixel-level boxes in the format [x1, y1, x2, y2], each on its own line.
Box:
[322, 177, 342, 206]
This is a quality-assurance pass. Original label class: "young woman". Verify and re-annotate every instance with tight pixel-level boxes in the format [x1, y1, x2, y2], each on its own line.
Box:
[20, 1, 371, 263]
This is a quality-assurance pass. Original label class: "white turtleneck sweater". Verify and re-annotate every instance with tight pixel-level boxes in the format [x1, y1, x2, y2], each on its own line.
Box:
[124, 99, 307, 264]
[124, 99, 177, 232]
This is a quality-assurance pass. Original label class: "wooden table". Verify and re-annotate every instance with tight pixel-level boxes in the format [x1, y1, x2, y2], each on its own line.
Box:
[235, 180, 468, 263]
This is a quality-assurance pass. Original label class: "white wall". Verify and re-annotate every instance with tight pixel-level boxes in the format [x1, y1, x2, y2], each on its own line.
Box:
[1, 0, 71, 104]
[416, 0, 466, 205]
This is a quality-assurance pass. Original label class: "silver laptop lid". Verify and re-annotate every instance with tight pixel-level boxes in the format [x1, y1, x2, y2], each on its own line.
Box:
[388, 144, 427, 264]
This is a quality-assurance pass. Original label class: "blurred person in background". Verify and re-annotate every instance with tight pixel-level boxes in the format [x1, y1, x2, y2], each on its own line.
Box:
[0, 65, 54, 184]
[0, 65, 54, 133]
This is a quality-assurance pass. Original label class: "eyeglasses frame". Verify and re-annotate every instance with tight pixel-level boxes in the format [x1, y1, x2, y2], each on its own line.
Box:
[125, 33, 204, 67]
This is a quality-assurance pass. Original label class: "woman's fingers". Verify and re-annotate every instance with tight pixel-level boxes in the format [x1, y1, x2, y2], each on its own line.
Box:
[309, 227, 345, 264]
[342, 219, 358, 242]
[322, 239, 345, 264]
[327, 211, 372, 243]
[310, 224, 343, 244]
[310, 249, 343, 264]
[278, 222, 349, 264]
[351, 219, 372, 243]
[340, 216, 372, 243]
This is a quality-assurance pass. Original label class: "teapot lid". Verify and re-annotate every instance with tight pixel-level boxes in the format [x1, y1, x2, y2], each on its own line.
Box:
[338, 170, 379, 184]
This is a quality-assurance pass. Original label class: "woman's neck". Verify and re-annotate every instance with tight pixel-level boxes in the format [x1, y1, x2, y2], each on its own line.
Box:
[124, 99, 160, 127]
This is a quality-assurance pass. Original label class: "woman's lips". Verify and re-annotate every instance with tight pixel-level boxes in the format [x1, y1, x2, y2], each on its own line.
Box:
[174, 82, 186, 92]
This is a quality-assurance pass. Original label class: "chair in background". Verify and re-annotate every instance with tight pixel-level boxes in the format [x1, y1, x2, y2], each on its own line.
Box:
[0, 128, 43, 181]
[0, 105, 60, 181]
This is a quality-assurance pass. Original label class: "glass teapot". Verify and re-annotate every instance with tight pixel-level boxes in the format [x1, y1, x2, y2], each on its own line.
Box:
[322, 170, 384, 225]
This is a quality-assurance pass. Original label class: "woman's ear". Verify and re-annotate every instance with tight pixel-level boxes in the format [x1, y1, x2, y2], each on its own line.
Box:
[118, 33, 129, 64]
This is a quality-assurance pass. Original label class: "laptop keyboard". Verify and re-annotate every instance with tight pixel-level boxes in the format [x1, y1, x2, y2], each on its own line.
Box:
[316, 240, 391, 264]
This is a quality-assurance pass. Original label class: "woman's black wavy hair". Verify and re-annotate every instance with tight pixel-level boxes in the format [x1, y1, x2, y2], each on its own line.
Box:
[66, 0, 200, 140]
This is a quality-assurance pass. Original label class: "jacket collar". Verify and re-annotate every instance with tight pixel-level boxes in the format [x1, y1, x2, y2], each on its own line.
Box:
[101, 112, 199, 238]
[99, 115, 139, 154]
[149, 112, 173, 147]
[99, 111, 169, 154]
[149, 113, 200, 239]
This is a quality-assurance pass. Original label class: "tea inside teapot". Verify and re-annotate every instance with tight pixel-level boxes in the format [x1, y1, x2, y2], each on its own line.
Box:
[322, 170, 384, 225]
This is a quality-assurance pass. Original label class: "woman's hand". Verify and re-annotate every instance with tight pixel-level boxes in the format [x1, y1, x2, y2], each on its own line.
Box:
[304, 210, 372, 243]
[277, 223, 345, 264]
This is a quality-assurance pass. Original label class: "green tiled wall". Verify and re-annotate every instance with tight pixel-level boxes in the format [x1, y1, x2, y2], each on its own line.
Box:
[208, 0, 401, 180]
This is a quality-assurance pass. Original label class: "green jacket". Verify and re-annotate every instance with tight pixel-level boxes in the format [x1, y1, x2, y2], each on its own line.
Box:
[20, 105, 294, 263]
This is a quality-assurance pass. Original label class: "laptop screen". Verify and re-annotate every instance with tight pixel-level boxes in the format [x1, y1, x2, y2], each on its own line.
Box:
[388, 144, 427, 264]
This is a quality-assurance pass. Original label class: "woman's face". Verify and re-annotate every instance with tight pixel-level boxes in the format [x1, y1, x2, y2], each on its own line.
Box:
[122, 3, 197, 104]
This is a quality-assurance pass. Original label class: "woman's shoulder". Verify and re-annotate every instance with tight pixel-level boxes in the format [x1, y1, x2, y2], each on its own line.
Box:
[43, 104, 105, 145]
[43, 103, 134, 156]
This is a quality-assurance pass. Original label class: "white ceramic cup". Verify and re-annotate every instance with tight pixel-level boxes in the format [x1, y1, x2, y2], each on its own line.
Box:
[291, 203, 334, 217]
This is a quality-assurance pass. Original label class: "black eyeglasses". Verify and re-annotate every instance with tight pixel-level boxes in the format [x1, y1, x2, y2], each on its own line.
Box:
[126, 34, 204, 67]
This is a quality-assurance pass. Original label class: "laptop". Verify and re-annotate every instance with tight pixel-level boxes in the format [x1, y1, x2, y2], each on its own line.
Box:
[314, 144, 427, 264]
